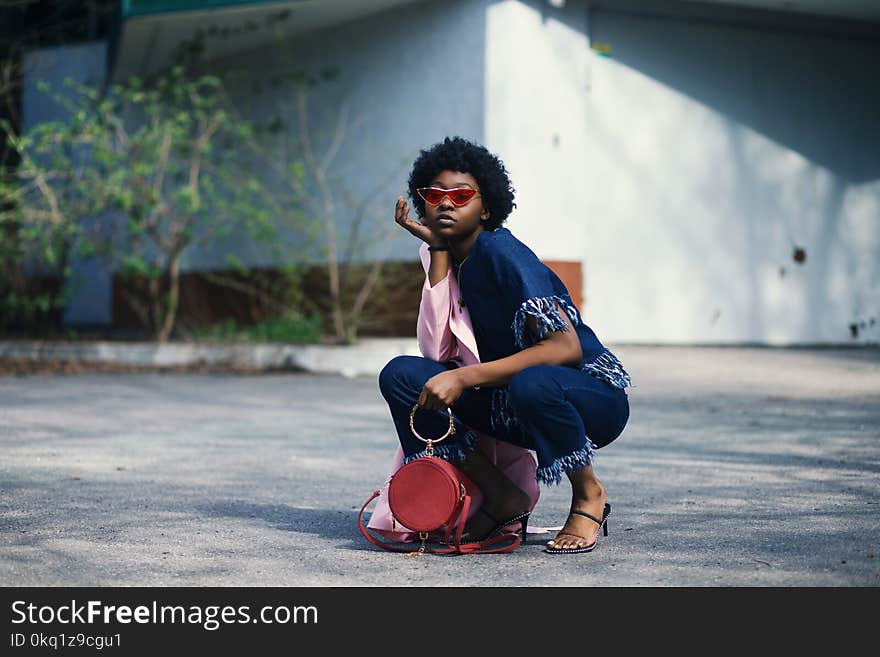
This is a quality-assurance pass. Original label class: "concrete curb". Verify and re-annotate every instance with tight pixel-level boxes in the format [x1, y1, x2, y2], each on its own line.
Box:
[0, 337, 421, 378]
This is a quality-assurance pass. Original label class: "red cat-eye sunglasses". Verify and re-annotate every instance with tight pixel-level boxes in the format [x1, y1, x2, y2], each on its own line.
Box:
[416, 186, 481, 207]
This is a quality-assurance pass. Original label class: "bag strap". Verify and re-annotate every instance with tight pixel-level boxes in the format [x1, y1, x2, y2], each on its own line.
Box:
[357, 489, 413, 554]
[357, 488, 521, 556]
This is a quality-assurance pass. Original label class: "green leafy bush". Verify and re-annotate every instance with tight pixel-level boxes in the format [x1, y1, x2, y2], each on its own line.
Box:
[190, 313, 322, 344]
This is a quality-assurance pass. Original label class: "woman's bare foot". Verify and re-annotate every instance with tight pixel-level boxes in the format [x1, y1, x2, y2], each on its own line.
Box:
[546, 464, 607, 551]
[457, 448, 532, 541]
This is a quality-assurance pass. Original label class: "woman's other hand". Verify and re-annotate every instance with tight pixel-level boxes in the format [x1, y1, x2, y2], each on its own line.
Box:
[395, 195, 445, 247]
[418, 370, 466, 411]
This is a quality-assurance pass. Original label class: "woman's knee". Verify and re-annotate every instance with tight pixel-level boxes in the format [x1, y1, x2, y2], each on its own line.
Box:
[605, 392, 630, 446]
[378, 355, 436, 398]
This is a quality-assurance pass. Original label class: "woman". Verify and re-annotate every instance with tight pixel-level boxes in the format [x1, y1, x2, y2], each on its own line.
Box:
[378, 136, 632, 554]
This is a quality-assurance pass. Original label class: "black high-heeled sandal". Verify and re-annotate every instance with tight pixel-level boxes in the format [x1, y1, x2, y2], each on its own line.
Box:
[461, 507, 531, 543]
[544, 502, 611, 554]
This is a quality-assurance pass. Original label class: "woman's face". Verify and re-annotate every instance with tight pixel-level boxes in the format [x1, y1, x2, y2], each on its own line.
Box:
[421, 169, 489, 241]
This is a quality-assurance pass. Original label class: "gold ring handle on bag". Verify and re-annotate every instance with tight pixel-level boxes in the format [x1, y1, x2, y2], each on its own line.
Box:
[409, 403, 456, 456]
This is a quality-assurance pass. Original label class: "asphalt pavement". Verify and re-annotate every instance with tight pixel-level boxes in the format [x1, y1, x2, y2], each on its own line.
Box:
[1, 344, 878, 586]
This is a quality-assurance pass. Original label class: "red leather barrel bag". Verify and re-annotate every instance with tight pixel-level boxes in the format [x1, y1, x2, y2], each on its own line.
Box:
[358, 403, 521, 556]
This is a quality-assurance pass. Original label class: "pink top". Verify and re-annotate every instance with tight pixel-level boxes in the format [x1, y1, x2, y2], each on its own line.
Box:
[366, 242, 540, 541]
[414, 242, 481, 366]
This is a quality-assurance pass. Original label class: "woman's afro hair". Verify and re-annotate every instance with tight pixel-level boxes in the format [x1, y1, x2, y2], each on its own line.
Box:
[407, 136, 516, 231]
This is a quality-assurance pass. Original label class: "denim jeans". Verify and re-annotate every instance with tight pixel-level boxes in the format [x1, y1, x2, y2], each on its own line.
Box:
[378, 355, 630, 486]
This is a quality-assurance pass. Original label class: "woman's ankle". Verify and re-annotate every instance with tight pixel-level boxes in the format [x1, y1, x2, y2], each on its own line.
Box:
[568, 465, 606, 504]
[572, 482, 606, 506]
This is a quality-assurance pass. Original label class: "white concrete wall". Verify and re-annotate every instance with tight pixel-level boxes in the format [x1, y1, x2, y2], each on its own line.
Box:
[585, 9, 880, 345]
[485, 0, 590, 264]
[484, 0, 880, 345]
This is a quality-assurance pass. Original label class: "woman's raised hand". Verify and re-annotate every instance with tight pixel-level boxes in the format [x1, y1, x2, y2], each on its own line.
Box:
[395, 196, 444, 247]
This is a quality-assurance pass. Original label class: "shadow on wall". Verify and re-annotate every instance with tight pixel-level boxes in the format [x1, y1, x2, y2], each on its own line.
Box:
[594, 10, 880, 182]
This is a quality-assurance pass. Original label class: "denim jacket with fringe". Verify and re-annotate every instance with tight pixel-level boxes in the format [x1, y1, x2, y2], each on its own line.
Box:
[454, 227, 633, 394]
